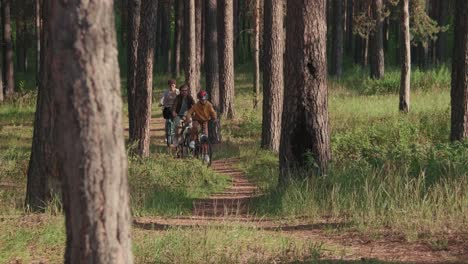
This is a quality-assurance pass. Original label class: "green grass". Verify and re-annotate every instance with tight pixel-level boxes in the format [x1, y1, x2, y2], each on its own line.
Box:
[225, 65, 467, 238]
[133, 225, 325, 263]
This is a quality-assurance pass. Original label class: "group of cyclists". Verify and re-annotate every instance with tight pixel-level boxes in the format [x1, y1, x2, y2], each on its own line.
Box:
[159, 79, 217, 164]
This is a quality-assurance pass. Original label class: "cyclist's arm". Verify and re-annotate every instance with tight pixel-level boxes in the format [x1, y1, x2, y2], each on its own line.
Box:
[209, 104, 217, 120]
[159, 91, 167, 106]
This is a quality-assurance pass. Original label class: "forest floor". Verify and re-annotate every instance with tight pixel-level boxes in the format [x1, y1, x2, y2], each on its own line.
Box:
[131, 117, 468, 264]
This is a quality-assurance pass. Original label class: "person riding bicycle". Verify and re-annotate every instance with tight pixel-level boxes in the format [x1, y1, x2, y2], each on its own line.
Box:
[171, 84, 195, 145]
[185, 90, 217, 163]
[160, 79, 179, 119]
[159, 79, 179, 146]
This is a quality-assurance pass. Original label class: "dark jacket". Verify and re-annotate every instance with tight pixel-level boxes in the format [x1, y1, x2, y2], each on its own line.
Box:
[172, 94, 195, 116]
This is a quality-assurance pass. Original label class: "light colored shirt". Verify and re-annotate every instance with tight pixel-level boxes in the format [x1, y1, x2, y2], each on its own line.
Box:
[160, 89, 179, 108]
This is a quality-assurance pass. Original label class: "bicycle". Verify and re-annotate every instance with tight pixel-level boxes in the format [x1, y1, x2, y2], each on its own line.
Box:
[164, 118, 175, 147]
[176, 119, 213, 166]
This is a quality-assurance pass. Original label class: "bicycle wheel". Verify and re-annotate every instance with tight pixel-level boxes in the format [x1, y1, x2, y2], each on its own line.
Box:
[165, 119, 174, 147]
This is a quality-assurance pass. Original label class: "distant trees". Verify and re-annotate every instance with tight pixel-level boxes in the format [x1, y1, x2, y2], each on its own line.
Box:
[252, 0, 260, 108]
[172, 0, 183, 78]
[369, 0, 384, 79]
[450, 0, 468, 141]
[261, 0, 283, 153]
[331, 0, 344, 77]
[279, 0, 331, 186]
[2, 0, 15, 97]
[46, 0, 133, 261]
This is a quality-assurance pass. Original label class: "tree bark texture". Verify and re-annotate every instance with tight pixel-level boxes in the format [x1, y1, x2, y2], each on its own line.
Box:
[436, 0, 449, 64]
[261, 0, 284, 153]
[25, 0, 58, 211]
[450, 0, 468, 141]
[253, 0, 260, 108]
[279, 0, 331, 184]
[36, 0, 41, 88]
[172, 0, 182, 77]
[196, 0, 203, 70]
[205, 0, 220, 109]
[331, 0, 343, 77]
[217, 0, 235, 119]
[127, 0, 141, 141]
[161, 0, 171, 73]
[48, 0, 133, 262]
[2, 0, 14, 97]
[185, 0, 200, 98]
[121, 0, 127, 48]
[399, 0, 410, 113]
[370, 0, 384, 79]
[134, 0, 158, 157]
[346, 0, 354, 55]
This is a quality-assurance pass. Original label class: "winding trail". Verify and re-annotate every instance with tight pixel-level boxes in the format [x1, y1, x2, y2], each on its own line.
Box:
[131, 117, 468, 264]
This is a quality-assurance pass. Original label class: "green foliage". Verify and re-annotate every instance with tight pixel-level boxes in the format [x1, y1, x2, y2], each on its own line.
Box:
[410, 0, 448, 45]
[336, 66, 451, 95]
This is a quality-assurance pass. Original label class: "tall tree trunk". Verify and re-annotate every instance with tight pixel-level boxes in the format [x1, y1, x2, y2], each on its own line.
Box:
[205, 0, 220, 109]
[279, 0, 331, 185]
[436, 0, 449, 64]
[253, 0, 260, 108]
[331, 0, 343, 77]
[48, 0, 133, 262]
[156, 3, 163, 67]
[0, 1, 3, 102]
[121, 0, 127, 48]
[36, 0, 41, 89]
[195, 0, 203, 73]
[25, 0, 58, 211]
[172, 0, 182, 77]
[399, 0, 410, 113]
[200, 0, 205, 68]
[134, 0, 158, 157]
[369, 0, 384, 79]
[185, 0, 199, 98]
[127, 0, 141, 141]
[161, 0, 171, 74]
[2, 0, 14, 97]
[16, 7, 26, 73]
[204, 0, 221, 143]
[346, 0, 354, 56]
[450, 0, 468, 141]
[217, 0, 235, 118]
[261, 0, 283, 153]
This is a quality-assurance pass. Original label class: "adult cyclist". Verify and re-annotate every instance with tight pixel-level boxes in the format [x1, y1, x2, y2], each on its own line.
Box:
[171, 84, 195, 146]
[185, 90, 217, 163]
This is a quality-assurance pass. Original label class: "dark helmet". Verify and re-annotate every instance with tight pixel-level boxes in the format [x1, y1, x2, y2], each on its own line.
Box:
[197, 90, 209, 100]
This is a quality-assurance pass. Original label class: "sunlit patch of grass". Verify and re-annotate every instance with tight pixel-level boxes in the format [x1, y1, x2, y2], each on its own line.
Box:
[133, 225, 326, 263]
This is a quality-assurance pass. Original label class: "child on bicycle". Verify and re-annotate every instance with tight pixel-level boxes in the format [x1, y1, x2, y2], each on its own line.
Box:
[160, 79, 179, 119]
[185, 90, 217, 163]
[172, 84, 195, 145]
[160, 79, 179, 146]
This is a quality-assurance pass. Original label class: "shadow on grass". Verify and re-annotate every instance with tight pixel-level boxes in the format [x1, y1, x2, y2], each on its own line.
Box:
[136, 188, 194, 217]
[212, 140, 241, 160]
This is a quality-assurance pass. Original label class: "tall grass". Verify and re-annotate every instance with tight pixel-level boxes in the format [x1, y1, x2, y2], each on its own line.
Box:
[230, 66, 467, 236]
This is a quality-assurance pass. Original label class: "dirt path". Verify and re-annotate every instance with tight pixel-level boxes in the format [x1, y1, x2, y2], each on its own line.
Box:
[132, 117, 468, 264]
